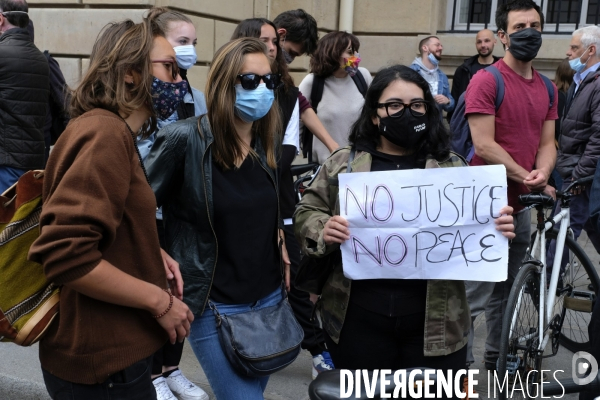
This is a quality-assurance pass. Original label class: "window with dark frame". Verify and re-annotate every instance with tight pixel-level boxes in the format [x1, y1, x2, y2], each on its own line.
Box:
[588, 0, 600, 23]
[547, 0, 582, 23]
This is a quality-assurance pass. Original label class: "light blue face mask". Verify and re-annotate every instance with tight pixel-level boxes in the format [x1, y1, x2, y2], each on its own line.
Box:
[234, 83, 274, 122]
[428, 52, 439, 67]
[174, 45, 197, 70]
[569, 46, 591, 73]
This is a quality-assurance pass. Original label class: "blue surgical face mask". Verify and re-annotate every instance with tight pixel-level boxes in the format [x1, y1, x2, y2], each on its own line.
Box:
[234, 83, 275, 122]
[569, 46, 591, 73]
[174, 45, 197, 70]
[427, 52, 439, 67]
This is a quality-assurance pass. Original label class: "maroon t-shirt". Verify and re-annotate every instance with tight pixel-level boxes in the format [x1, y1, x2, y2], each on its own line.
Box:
[465, 59, 558, 211]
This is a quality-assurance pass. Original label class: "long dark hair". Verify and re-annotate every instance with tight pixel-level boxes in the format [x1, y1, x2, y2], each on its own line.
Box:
[231, 18, 295, 90]
[349, 65, 450, 162]
[554, 58, 574, 93]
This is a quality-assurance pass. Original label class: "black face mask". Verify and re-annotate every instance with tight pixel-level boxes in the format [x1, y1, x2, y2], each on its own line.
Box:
[506, 27, 542, 62]
[378, 112, 429, 150]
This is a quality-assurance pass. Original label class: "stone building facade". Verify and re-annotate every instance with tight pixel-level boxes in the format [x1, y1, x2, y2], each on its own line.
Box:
[28, 0, 586, 93]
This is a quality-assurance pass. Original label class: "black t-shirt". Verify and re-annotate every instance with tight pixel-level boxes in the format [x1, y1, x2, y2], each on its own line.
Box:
[469, 61, 491, 81]
[210, 155, 281, 304]
[350, 144, 428, 316]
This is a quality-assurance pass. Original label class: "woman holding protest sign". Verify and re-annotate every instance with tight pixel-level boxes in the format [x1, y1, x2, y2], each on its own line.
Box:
[293, 65, 515, 397]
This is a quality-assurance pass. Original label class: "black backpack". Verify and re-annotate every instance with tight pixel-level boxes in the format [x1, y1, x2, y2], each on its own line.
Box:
[449, 65, 555, 162]
[43, 51, 70, 145]
[301, 73, 367, 161]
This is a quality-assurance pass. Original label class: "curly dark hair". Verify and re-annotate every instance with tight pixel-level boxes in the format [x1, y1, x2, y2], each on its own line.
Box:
[273, 9, 318, 55]
[349, 65, 450, 162]
[309, 31, 360, 78]
[231, 18, 295, 90]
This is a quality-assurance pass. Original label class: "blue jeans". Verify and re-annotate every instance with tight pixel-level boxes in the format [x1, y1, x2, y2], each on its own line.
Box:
[0, 166, 27, 193]
[188, 287, 283, 400]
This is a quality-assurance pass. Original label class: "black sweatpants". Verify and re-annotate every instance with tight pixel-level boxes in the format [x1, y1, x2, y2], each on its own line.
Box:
[284, 225, 326, 355]
[325, 300, 468, 400]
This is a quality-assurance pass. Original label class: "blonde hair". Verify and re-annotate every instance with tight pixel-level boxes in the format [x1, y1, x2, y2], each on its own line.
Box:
[204, 37, 281, 170]
[145, 7, 193, 37]
[70, 19, 156, 136]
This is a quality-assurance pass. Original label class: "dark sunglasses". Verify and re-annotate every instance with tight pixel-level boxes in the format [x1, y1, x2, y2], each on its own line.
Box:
[377, 101, 428, 118]
[152, 59, 180, 81]
[237, 73, 282, 90]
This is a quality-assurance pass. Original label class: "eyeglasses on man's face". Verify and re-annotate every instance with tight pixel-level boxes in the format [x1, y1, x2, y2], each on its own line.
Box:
[377, 101, 428, 118]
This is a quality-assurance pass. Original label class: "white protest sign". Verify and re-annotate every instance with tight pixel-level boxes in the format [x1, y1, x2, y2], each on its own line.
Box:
[338, 165, 508, 282]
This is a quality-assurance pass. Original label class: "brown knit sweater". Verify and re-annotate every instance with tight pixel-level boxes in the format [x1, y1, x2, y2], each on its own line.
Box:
[29, 109, 167, 384]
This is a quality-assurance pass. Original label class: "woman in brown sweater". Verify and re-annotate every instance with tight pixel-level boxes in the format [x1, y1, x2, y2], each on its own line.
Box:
[28, 19, 193, 400]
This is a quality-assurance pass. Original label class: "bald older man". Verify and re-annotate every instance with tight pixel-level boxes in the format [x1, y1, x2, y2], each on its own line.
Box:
[448, 29, 500, 120]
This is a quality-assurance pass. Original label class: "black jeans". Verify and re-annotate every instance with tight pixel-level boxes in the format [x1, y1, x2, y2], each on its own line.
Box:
[325, 300, 468, 400]
[42, 356, 156, 400]
[284, 225, 326, 355]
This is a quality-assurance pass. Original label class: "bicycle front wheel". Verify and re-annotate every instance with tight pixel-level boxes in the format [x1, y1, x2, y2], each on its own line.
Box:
[544, 229, 600, 353]
[497, 262, 543, 400]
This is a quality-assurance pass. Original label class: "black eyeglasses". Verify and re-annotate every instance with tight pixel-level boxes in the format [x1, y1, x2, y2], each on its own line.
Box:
[237, 74, 282, 90]
[377, 101, 428, 118]
[152, 59, 180, 81]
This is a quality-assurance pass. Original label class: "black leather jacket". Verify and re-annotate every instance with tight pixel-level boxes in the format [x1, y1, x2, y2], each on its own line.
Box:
[145, 115, 280, 315]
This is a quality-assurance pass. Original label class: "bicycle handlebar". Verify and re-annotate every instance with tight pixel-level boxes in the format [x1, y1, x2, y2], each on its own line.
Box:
[560, 175, 595, 196]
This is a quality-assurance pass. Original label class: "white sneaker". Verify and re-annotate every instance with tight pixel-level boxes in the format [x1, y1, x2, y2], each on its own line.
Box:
[153, 376, 177, 400]
[312, 351, 334, 380]
[166, 369, 209, 400]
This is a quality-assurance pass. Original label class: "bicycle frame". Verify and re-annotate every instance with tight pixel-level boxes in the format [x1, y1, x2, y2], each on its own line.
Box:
[509, 175, 595, 355]
[525, 207, 571, 351]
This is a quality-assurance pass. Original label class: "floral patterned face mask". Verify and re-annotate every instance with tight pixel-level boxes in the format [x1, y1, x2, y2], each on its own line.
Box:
[343, 53, 361, 76]
[150, 77, 189, 120]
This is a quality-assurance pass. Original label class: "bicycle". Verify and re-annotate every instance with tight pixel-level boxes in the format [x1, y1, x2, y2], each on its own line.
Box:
[497, 176, 600, 399]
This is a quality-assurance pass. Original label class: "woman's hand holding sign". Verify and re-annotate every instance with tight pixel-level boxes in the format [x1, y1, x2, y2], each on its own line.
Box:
[324, 216, 350, 245]
[495, 205, 515, 240]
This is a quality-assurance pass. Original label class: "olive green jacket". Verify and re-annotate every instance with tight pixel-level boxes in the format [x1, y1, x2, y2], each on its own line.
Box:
[293, 147, 471, 357]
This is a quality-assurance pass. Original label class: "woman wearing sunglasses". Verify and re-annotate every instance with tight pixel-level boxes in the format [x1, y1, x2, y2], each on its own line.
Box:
[145, 37, 291, 399]
[294, 65, 515, 398]
[28, 19, 194, 399]
[231, 18, 337, 379]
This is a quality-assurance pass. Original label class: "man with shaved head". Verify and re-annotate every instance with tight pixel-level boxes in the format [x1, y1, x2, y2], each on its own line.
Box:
[448, 29, 499, 120]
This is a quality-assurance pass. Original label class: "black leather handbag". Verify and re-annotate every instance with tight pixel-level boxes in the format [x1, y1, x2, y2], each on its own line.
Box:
[209, 287, 304, 378]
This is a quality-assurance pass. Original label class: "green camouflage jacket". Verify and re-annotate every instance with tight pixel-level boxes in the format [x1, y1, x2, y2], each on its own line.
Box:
[293, 147, 471, 357]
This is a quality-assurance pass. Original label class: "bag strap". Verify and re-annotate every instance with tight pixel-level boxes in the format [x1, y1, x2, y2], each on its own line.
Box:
[539, 73, 555, 109]
[484, 65, 504, 112]
[351, 72, 368, 98]
[310, 75, 326, 113]
[346, 146, 356, 173]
